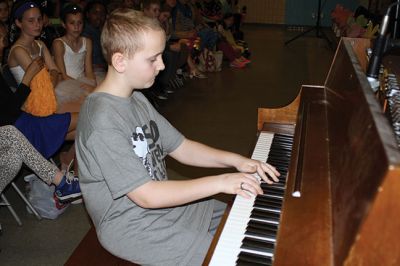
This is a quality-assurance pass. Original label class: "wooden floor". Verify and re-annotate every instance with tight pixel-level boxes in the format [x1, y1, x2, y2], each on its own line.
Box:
[0, 24, 334, 265]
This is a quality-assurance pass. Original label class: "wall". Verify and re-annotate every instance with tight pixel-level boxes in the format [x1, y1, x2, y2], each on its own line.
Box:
[240, 0, 286, 24]
[285, 0, 359, 26]
[239, 0, 362, 26]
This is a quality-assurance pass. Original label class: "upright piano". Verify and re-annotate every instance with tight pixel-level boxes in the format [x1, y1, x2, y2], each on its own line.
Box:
[204, 38, 400, 266]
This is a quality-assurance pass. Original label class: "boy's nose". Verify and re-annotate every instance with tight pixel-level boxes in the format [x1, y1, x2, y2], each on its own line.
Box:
[158, 59, 165, 71]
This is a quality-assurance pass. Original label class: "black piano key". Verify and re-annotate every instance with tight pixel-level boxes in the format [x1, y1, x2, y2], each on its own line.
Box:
[269, 148, 292, 156]
[274, 134, 294, 142]
[272, 135, 293, 141]
[255, 197, 282, 208]
[260, 183, 285, 191]
[261, 184, 285, 192]
[246, 221, 277, 239]
[254, 202, 280, 212]
[269, 159, 290, 165]
[267, 158, 289, 165]
[271, 141, 293, 148]
[271, 142, 293, 150]
[246, 226, 276, 239]
[236, 259, 270, 266]
[251, 208, 280, 221]
[274, 132, 294, 139]
[241, 237, 275, 254]
[248, 219, 278, 232]
[273, 140, 293, 146]
[237, 251, 272, 266]
[263, 174, 287, 184]
[261, 188, 284, 198]
[257, 193, 283, 203]
[268, 156, 290, 162]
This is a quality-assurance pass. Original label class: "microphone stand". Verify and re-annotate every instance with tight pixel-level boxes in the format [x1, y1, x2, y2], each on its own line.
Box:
[393, 0, 400, 39]
[367, 2, 400, 92]
[284, 0, 332, 48]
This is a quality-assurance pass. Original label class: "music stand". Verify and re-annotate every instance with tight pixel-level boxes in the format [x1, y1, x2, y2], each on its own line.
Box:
[285, 0, 332, 48]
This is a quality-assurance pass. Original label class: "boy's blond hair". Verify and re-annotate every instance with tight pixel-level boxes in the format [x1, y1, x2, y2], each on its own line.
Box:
[101, 8, 164, 65]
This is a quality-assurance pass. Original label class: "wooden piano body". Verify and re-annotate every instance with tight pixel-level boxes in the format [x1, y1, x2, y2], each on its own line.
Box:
[206, 38, 400, 265]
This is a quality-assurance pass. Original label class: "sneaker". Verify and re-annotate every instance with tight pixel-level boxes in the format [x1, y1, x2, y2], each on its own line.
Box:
[55, 161, 82, 202]
[163, 86, 175, 94]
[230, 61, 246, 69]
[53, 193, 70, 210]
[240, 58, 251, 65]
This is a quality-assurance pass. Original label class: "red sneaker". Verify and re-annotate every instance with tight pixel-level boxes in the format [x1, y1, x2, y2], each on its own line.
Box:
[230, 61, 246, 68]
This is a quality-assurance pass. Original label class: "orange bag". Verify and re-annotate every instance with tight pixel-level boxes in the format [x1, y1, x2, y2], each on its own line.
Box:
[24, 68, 57, 117]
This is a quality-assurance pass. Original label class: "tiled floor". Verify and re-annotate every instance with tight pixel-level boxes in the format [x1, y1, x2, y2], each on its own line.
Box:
[0, 24, 334, 265]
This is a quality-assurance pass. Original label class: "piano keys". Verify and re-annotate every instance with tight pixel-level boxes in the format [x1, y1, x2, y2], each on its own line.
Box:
[205, 37, 400, 266]
[208, 132, 293, 266]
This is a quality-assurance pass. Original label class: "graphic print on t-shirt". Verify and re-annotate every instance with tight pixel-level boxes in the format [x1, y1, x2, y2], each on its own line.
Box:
[131, 127, 153, 177]
[131, 122, 167, 181]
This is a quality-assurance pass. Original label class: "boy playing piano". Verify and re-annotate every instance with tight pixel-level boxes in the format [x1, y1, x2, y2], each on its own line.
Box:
[76, 9, 279, 265]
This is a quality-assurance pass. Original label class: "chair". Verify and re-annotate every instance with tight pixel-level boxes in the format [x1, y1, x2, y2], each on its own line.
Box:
[0, 177, 42, 227]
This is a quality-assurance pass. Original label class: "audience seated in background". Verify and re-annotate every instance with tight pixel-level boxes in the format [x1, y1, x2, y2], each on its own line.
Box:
[199, 0, 223, 28]
[0, 0, 9, 26]
[8, 0, 86, 115]
[82, 1, 106, 77]
[3, 3, 78, 174]
[164, 0, 206, 78]
[52, 3, 96, 111]
[0, 21, 80, 202]
[218, 12, 250, 57]
[171, 0, 218, 50]
[143, 0, 187, 101]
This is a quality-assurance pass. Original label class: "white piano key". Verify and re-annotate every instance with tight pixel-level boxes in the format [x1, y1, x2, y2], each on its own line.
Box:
[209, 132, 274, 266]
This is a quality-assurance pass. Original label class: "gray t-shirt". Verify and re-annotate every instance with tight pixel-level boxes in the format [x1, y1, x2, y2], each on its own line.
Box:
[76, 91, 214, 265]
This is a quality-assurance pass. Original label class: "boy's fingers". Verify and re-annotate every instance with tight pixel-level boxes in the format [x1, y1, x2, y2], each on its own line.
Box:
[258, 163, 280, 183]
[244, 175, 263, 195]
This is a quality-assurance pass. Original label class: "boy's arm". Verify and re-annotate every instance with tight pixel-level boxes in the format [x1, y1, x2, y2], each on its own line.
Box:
[169, 138, 280, 183]
[127, 171, 262, 209]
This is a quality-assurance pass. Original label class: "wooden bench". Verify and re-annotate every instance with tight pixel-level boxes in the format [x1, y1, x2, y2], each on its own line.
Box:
[65, 226, 138, 266]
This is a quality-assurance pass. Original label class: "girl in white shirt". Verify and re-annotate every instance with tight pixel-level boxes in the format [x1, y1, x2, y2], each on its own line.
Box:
[52, 4, 95, 84]
[52, 4, 96, 112]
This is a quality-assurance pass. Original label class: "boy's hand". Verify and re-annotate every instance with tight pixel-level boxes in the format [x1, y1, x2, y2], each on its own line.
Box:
[236, 158, 280, 184]
[219, 173, 263, 199]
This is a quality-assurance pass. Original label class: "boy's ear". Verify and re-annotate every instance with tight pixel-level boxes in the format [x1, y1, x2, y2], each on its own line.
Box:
[111, 52, 127, 73]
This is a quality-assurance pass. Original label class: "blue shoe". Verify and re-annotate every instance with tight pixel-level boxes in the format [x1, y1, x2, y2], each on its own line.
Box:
[55, 172, 81, 202]
[55, 160, 82, 202]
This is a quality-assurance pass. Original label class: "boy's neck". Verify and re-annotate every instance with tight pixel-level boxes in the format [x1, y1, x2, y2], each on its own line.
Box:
[95, 69, 136, 98]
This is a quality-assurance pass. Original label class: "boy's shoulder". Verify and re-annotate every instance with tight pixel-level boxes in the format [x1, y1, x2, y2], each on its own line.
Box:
[80, 93, 119, 127]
